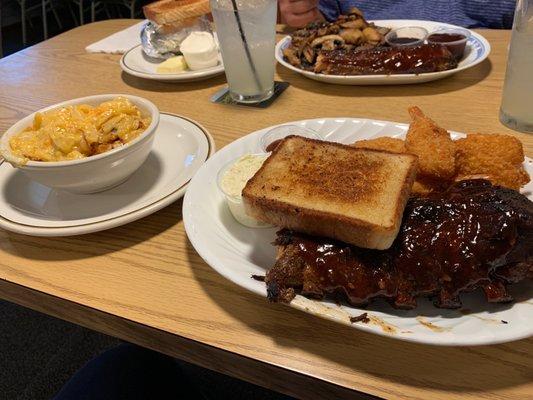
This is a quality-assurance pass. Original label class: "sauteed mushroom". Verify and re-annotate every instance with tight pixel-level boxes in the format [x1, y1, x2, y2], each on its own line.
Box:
[311, 34, 345, 51]
[362, 27, 382, 45]
[302, 45, 316, 64]
[327, 24, 341, 34]
[282, 48, 300, 67]
[339, 19, 366, 30]
[317, 26, 328, 37]
[339, 29, 364, 45]
[282, 8, 391, 71]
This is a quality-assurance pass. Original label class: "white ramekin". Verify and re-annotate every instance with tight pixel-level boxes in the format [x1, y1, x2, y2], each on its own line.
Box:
[216, 153, 273, 228]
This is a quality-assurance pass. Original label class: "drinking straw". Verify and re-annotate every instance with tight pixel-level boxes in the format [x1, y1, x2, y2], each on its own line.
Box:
[230, 0, 262, 92]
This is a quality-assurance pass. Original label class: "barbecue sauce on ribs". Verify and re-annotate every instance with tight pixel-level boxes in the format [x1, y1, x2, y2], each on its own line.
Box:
[266, 180, 533, 309]
[314, 44, 458, 75]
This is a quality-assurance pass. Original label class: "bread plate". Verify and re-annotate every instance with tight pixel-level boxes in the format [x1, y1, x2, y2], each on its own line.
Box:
[275, 20, 490, 85]
[183, 117, 532, 346]
[0, 113, 215, 236]
[120, 44, 224, 82]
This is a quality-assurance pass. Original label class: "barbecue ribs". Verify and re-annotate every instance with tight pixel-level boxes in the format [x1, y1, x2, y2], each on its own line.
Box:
[265, 180, 533, 309]
[314, 44, 458, 75]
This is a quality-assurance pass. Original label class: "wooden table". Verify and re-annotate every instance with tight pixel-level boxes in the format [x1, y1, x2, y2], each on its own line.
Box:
[0, 20, 531, 400]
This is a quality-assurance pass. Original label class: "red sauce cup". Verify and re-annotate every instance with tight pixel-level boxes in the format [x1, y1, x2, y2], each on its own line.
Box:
[427, 28, 471, 60]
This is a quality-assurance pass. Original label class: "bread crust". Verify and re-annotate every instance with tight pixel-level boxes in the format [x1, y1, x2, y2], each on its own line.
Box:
[242, 136, 418, 250]
[143, 0, 210, 28]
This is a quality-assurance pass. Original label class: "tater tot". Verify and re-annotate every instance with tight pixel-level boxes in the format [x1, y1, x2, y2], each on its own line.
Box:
[455, 133, 530, 190]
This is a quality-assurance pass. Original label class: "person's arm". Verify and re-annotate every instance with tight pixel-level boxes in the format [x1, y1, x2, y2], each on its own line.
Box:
[464, 0, 516, 28]
[317, 0, 343, 22]
[278, 0, 324, 28]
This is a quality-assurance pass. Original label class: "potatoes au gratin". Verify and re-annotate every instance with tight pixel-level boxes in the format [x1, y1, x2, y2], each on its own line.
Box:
[8, 97, 151, 162]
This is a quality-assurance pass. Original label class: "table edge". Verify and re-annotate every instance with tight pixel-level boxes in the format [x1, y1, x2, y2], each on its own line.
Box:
[0, 279, 379, 400]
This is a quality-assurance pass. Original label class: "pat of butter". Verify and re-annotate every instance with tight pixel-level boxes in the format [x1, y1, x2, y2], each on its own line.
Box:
[156, 56, 188, 74]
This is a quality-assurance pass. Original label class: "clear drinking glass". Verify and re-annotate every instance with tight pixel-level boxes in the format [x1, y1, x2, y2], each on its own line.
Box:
[210, 0, 277, 103]
[500, 0, 533, 132]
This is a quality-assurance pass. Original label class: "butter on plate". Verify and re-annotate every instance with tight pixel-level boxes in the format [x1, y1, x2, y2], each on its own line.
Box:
[156, 56, 188, 74]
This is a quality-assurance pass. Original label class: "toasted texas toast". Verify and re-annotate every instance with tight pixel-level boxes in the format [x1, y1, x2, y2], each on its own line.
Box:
[242, 136, 418, 250]
[143, 0, 210, 28]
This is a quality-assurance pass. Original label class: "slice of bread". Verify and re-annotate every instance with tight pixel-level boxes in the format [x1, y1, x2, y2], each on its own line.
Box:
[242, 136, 418, 250]
[143, 0, 210, 28]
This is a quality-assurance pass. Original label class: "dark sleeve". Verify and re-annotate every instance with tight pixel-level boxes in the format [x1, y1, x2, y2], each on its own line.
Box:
[318, 0, 342, 21]
[465, 0, 516, 29]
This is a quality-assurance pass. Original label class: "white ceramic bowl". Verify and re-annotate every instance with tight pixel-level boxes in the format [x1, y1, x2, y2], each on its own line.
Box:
[0, 94, 160, 194]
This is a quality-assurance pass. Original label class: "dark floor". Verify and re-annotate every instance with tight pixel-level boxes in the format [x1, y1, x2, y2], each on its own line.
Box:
[0, 300, 295, 400]
[0, 300, 119, 399]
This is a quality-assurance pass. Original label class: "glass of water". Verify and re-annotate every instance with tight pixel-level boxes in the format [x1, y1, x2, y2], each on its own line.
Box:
[500, 0, 533, 132]
[210, 0, 277, 103]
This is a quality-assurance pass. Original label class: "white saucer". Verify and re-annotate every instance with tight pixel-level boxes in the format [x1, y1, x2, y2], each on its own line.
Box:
[120, 44, 225, 82]
[0, 113, 215, 236]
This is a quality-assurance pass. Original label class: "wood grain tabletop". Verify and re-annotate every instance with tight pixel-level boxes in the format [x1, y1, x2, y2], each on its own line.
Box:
[0, 20, 531, 400]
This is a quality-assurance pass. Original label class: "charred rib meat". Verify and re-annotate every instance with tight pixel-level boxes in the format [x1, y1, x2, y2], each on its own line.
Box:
[266, 180, 533, 309]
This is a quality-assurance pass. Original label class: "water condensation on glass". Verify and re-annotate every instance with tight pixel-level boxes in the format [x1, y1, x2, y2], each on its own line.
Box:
[140, 16, 212, 59]
[514, 0, 533, 31]
[499, 0, 533, 132]
[211, 0, 277, 101]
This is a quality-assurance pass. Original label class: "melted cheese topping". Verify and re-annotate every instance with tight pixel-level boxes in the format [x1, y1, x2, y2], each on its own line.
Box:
[9, 97, 151, 162]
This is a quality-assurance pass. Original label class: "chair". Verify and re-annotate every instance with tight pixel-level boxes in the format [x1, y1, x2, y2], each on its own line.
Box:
[16, 0, 62, 46]
[70, 0, 96, 25]
[90, 0, 138, 22]
[70, 0, 85, 25]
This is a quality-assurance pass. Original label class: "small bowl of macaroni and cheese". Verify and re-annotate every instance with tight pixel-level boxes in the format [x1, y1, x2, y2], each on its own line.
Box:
[0, 94, 159, 193]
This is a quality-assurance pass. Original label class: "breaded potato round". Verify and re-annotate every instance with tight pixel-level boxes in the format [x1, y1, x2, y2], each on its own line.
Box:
[352, 137, 407, 153]
[455, 133, 530, 190]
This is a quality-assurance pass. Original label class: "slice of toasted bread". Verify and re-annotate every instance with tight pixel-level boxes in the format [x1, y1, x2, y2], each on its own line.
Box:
[242, 136, 418, 250]
[143, 0, 210, 27]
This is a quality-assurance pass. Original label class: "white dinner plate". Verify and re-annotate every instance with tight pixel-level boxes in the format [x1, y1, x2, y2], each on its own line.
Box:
[275, 20, 491, 85]
[120, 44, 225, 82]
[0, 113, 215, 236]
[183, 117, 533, 346]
